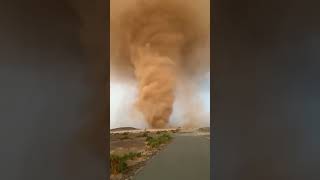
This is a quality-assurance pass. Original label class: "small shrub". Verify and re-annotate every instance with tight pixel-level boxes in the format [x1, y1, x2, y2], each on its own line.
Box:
[124, 152, 141, 160]
[146, 133, 172, 148]
[146, 135, 153, 141]
[136, 152, 142, 157]
[120, 135, 130, 140]
[110, 154, 128, 174]
[142, 131, 149, 137]
[137, 131, 149, 138]
[110, 152, 142, 174]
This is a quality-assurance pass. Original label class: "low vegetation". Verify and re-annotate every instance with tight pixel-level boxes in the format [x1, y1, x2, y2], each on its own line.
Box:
[137, 131, 149, 138]
[142, 131, 149, 137]
[119, 132, 131, 140]
[146, 132, 172, 148]
[110, 152, 142, 174]
[110, 131, 174, 176]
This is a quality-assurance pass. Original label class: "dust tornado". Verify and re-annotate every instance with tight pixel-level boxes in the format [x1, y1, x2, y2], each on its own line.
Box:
[110, 0, 210, 128]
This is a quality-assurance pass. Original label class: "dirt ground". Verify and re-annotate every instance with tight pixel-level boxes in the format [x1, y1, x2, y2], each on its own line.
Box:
[110, 129, 178, 180]
[109, 128, 209, 180]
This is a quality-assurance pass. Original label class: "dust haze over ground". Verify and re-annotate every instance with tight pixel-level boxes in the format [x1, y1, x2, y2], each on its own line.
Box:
[110, 0, 210, 129]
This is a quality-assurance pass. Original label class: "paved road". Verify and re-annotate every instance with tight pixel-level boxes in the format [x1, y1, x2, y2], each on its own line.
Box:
[134, 134, 210, 180]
